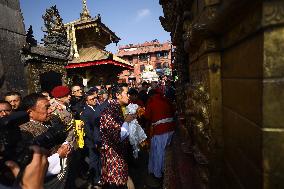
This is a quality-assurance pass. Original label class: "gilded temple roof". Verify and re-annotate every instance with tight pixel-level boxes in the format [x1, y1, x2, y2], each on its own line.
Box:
[65, 15, 120, 42]
[69, 46, 132, 67]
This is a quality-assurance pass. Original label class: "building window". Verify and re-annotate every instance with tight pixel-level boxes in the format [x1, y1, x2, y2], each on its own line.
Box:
[156, 53, 161, 59]
[140, 65, 145, 72]
[156, 52, 168, 59]
[128, 56, 133, 63]
[139, 54, 148, 61]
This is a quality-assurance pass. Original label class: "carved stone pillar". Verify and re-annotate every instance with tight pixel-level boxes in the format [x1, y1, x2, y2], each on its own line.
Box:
[187, 44, 222, 189]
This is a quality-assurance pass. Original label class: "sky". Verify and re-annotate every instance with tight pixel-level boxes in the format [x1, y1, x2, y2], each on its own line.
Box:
[19, 0, 171, 53]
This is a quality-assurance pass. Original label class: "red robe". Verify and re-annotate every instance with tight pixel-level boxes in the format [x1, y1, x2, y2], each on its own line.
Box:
[100, 100, 128, 186]
[145, 93, 175, 136]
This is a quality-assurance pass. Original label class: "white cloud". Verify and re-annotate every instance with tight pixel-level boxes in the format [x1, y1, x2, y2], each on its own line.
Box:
[135, 8, 151, 21]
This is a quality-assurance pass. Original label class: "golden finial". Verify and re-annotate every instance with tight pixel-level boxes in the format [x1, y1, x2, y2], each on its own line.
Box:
[80, 0, 91, 21]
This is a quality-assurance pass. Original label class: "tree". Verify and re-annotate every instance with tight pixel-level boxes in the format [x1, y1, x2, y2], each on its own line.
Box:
[26, 25, 37, 46]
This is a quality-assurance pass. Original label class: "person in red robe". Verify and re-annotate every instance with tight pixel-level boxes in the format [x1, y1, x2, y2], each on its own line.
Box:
[145, 88, 176, 180]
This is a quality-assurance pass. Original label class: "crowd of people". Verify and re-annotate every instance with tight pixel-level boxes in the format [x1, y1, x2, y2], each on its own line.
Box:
[0, 79, 176, 189]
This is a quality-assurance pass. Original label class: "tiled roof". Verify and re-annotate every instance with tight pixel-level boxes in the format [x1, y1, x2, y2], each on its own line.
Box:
[65, 16, 100, 26]
[69, 46, 132, 67]
[30, 46, 69, 60]
[65, 15, 120, 42]
[69, 46, 109, 63]
[116, 41, 171, 57]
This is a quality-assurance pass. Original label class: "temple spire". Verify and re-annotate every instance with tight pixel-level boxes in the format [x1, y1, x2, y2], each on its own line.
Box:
[80, 0, 91, 21]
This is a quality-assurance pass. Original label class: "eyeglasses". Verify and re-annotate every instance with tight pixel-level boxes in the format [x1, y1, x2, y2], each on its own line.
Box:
[88, 97, 96, 101]
[72, 89, 82, 93]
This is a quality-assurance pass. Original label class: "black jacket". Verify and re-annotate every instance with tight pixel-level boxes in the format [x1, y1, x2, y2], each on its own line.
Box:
[80, 102, 109, 148]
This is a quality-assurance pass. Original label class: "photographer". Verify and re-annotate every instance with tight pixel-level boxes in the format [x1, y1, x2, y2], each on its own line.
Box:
[2, 146, 49, 189]
[19, 93, 70, 188]
[0, 107, 30, 187]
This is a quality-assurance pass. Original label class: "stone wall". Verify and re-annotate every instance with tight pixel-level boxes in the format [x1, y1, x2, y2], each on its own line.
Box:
[160, 0, 284, 188]
[221, 1, 284, 188]
[0, 0, 27, 96]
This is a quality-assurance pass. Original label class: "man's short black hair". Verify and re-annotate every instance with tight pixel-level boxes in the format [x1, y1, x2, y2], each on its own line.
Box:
[142, 81, 148, 87]
[88, 87, 99, 94]
[111, 84, 127, 99]
[0, 100, 12, 108]
[21, 93, 46, 111]
[4, 91, 22, 98]
[84, 91, 94, 101]
[71, 85, 82, 90]
[128, 88, 138, 96]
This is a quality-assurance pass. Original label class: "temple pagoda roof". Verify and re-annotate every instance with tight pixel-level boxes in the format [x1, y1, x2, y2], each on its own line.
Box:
[65, 15, 120, 43]
[66, 46, 133, 69]
[64, 0, 131, 70]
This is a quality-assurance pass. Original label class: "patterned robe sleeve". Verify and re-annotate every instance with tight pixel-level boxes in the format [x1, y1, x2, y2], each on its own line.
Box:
[100, 112, 122, 145]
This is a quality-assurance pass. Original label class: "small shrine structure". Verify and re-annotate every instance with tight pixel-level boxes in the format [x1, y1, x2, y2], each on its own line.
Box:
[65, 0, 133, 86]
[21, 6, 71, 93]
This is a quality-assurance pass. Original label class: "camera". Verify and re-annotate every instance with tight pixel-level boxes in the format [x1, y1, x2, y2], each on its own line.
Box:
[16, 116, 68, 167]
[0, 111, 29, 186]
[0, 113, 68, 186]
[0, 111, 29, 161]
[34, 116, 68, 150]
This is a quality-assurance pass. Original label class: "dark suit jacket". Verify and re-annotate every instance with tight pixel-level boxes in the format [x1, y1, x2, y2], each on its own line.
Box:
[80, 102, 109, 148]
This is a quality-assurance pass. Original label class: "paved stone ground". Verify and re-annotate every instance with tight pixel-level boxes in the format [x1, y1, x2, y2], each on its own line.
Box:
[74, 119, 193, 189]
[163, 130, 194, 189]
[129, 149, 163, 189]
[74, 148, 163, 189]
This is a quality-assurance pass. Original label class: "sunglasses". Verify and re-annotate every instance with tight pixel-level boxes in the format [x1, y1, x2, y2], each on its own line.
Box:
[88, 97, 97, 101]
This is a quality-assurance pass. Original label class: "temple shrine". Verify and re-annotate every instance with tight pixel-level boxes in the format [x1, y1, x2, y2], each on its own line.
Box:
[4, 1, 284, 188]
[65, 0, 133, 86]
[21, 6, 71, 93]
